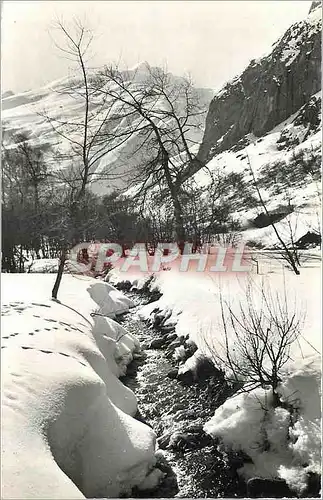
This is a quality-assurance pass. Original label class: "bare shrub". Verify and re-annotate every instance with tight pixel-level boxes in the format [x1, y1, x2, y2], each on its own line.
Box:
[205, 279, 304, 405]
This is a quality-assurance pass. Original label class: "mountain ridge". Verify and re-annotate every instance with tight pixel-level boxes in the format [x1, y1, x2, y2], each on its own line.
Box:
[1, 64, 214, 194]
[195, 4, 321, 168]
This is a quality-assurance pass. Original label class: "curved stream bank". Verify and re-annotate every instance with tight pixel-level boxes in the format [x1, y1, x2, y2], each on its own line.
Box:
[118, 294, 247, 498]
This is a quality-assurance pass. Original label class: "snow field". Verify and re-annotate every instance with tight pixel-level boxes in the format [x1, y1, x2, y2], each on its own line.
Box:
[109, 263, 321, 360]
[1, 273, 160, 498]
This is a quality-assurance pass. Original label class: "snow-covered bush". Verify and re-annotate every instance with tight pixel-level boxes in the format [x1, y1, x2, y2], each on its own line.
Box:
[204, 355, 321, 495]
[202, 278, 319, 496]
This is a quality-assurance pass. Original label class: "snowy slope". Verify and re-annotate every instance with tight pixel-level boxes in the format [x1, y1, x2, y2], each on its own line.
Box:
[186, 3, 322, 248]
[1, 274, 163, 498]
[192, 91, 321, 247]
[2, 63, 213, 195]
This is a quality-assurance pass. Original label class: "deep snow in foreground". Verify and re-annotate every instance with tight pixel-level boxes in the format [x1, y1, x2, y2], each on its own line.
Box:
[1, 274, 162, 499]
[1, 262, 321, 498]
[108, 259, 321, 495]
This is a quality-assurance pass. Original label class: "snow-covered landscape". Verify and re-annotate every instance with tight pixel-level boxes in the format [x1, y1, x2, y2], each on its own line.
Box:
[1, 1, 321, 499]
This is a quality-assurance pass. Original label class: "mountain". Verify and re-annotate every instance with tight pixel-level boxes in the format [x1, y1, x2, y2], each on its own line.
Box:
[2, 6, 321, 248]
[196, 2, 321, 165]
[1, 64, 214, 195]
[183, 2, 321, 248]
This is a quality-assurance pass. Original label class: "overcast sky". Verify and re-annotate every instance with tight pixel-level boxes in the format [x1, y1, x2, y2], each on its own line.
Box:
[1, 1, 312, 94]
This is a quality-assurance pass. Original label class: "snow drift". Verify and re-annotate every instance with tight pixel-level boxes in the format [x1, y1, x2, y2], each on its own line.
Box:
[1, 274, 159, 499]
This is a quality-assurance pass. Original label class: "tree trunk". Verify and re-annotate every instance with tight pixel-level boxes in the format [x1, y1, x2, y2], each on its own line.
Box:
[51, 249, 67, 299]
[18, 245, 24, 273]
[162, 157, 186, 250]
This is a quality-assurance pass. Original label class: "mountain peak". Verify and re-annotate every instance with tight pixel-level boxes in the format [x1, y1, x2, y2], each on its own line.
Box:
[127, 61, 150, 72]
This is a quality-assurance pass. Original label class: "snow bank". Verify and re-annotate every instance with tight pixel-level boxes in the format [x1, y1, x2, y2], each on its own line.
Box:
[2, 272, 134, 321]
[108, 265, 320, 494]
[87, 280, 134, 317]
[1, 273, 159, 499]
[204, 355, 321, 495]
[108, 264, 321, 360]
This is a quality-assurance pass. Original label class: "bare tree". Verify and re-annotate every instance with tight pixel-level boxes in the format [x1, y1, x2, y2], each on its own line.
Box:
[93, 63, 206, 247]
[42, 19, 144, 298]
[246, 153, 301, 275]
[44, 20, 141, 196]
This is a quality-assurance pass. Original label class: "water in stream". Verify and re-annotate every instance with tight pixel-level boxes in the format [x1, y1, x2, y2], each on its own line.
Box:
[118, 297, 246, 498]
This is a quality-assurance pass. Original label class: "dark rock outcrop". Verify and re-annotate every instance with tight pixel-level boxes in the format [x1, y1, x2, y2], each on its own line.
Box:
[177, 356, 224, 386]
[196, 5, 321, 166]
[304, 471, 321, 497]
[149, 337, 166, 349]
[247, 477, 293, 498]
[115, 280, 132, 292]
[166, 368, 178, 379]
[295, 230, 322, 248]
[167, 427, 213, 452]
[252, 209, 293, 228]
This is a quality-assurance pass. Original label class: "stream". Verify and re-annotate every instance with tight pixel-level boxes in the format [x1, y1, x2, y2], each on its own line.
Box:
[118, 295, 246, 498]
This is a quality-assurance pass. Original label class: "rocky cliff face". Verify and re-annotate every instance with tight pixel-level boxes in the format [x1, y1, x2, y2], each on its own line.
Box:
[197, 4, 321, 164]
